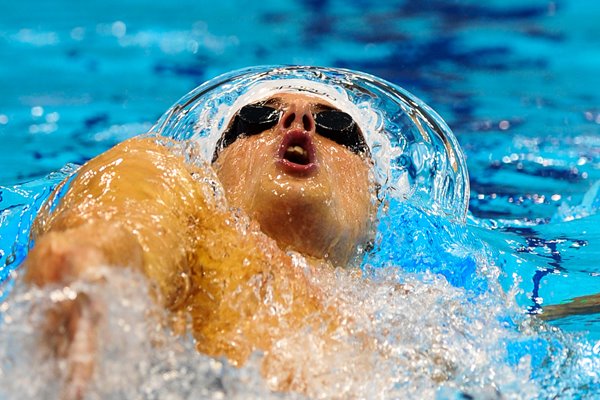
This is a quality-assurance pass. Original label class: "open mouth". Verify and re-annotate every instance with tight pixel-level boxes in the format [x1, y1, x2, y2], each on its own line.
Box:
[277, 130, 317, 174]
[285, 144, 310, 164]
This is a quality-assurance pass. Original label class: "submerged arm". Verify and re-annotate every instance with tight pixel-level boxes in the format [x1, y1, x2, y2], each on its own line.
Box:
[540, 293, 600, 321]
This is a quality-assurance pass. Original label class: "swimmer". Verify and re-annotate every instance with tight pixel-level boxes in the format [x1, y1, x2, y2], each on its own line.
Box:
[23, 92, 376, 398]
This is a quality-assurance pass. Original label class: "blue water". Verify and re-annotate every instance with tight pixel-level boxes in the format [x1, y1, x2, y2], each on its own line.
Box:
[1, 0, 599, 398]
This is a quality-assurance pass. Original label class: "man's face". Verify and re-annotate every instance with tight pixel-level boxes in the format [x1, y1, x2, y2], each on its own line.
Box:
[213, 93, 375, 266]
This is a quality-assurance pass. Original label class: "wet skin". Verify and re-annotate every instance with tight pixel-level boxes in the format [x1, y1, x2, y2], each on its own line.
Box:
[23, 93, 376, 397]
[214, 93, 374, 266]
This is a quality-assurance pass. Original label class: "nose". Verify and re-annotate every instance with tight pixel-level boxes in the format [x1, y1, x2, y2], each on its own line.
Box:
[278, 102, 315, 133]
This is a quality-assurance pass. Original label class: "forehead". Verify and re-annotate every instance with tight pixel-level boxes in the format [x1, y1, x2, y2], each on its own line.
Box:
[263, 92, 339, 110]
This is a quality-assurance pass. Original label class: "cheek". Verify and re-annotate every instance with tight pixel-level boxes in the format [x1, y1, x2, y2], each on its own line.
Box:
[213, 137, 275, 206]
[320, 145, 373, 221]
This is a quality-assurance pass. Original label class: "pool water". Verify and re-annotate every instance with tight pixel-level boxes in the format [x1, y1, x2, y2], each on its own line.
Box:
[1, 0, 599, 398]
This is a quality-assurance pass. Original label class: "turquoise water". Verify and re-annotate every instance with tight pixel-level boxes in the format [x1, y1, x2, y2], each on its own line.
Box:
[1, 0, 600, 398]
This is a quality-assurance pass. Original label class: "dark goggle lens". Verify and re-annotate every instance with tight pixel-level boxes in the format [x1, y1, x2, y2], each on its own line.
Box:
[238, 104, 280, 135]
[213, 104, 369, 161]
[314, 110, 369, 155]
[213, 104, 279, 160]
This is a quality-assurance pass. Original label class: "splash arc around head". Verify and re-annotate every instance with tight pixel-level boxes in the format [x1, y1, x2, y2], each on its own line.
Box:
[152, 65, 470, 223]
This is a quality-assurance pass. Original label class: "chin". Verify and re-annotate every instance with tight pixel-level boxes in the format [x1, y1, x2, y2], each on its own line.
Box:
[247, 172, 353, 265]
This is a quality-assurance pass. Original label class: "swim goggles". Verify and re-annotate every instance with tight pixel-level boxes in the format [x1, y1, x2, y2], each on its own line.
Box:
[212, 101, 370, 161]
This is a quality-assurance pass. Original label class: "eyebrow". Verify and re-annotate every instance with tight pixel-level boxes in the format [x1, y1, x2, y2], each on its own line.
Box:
[262, 97, 338, 112]
[263, 98, 281, 107]
[312, 103, 336, 112]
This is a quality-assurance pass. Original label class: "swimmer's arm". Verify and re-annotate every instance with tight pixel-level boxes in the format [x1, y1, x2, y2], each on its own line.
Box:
[24, 221, 144, 286]
[23, 223, 142, 400]
[539, 293, 600, 321]
[24, 136, 212, 306]
[21, 136, 210, 399]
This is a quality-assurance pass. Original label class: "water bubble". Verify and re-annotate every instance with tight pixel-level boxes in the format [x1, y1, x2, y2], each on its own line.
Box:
[31, 106, 44, 118]
[112, 21, 127, 38]
[70, 27, 85, 41]
[46, 112, 59, 123]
